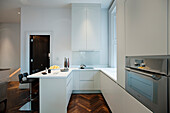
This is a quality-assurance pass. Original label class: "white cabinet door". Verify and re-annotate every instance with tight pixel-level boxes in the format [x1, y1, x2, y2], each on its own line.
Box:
[100, 72, 115, 112]
[66, 73, 73, 106]
[94, 71, 100, 90]
[117, 0, 126, 88]
[72, 7, 87, 51]
[79, 71, 94, 90]
[125, 0, 167, 56]
[72, 4, 101, 51]
[73, 70, 100, 90]
[86, 7, 101, 51]
[100, 72, 152, 113]
[79, 81, 94, 90]
[79, 71, 94, 80]
[73, 71, 80, 90]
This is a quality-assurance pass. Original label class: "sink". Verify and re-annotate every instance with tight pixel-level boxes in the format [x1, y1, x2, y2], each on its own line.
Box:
[80, 67, 94, 69]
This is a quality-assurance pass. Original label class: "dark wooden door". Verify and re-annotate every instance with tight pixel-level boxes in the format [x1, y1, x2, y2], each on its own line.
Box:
[30, 35, 50, 74]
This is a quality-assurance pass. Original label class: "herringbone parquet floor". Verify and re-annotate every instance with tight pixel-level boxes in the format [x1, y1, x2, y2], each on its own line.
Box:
[1, 82, 111, 113]
[68, 94, 111, 113]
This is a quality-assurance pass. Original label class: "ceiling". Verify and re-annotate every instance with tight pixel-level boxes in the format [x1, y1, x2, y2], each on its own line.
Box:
[0, 0, 112, 23]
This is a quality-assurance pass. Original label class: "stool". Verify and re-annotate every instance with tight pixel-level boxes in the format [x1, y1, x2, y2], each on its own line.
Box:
[18, 73, 36, 111]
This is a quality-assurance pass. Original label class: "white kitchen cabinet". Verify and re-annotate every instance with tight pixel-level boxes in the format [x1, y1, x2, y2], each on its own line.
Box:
[73, 70, 100, 90]
[125, 0, 167, 56]
[79, 71, 94, 80]
[72, 7, 86, 51]
[93, 71, 100, 90]
[100, 72, 152, 113]
[79, 81, 94, 90]
[40, 72, 73, 113]
[72, 4, 101, 51]
[86, 7, 101, 51]
[116, 0, 126, 88]
[79, 71, 94, 90]
[66, 72, 73, 106]
[73, 71, 80, 90]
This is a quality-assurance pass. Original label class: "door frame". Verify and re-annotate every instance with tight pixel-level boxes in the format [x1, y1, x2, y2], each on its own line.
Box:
[26, 32, 53, 74]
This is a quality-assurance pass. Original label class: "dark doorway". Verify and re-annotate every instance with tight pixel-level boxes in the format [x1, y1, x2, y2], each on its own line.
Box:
[30, 35, 50, 74]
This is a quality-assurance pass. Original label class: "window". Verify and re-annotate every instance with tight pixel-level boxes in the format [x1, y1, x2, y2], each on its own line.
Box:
[109, 1, 117, 68]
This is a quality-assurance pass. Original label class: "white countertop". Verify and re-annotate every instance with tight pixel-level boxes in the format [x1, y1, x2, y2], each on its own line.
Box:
[27, 68, 117, 82]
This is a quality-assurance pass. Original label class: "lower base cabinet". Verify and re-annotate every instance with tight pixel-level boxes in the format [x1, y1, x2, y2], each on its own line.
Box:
[73, 70, 100, 90]
[40, 73, 73, 113]
[66, 72, 73, 106]
[100, 72, 152, 113]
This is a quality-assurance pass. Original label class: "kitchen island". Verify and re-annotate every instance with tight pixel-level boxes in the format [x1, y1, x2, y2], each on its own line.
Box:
[27, 68, 152, 113]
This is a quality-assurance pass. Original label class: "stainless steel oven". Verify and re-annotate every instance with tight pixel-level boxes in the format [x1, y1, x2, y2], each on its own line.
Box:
[125, 56, 168, 113]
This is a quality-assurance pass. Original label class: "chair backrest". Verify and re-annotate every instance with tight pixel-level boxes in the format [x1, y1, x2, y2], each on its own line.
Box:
[0, 82, 8, 102]
[18, 74, 23, 83]
[23, 73, 28, 77]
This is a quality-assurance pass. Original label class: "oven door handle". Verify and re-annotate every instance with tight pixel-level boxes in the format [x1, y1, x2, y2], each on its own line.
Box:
[125, 68, 162, 80]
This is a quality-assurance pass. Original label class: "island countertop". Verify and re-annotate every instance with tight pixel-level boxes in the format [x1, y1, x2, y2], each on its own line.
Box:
[27, 68, 117, 82]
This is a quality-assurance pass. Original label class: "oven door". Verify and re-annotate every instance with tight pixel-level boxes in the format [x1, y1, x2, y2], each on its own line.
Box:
[125, 68, 167, 113]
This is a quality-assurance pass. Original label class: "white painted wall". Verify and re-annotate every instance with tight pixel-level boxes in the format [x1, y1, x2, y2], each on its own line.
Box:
[21, 7, 72, 73]
[21, 7, 109, 73]
[0, 23, 20, 81]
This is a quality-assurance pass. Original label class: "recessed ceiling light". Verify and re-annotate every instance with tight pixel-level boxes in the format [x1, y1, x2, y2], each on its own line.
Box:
[18, 12, 21, 15]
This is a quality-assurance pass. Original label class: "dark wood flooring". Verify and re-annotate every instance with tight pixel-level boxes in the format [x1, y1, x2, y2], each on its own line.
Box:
[0, 82, 111, 113]
[68, 94, 111, 113]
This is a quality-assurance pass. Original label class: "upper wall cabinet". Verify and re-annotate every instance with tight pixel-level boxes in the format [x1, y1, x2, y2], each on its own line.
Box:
[72, 4, 101, 51]
[125, 0, 167, 56]
[72, 7, 87, 51]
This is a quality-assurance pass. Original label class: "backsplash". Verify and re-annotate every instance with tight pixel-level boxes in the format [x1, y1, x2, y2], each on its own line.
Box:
[72, 51, 100, 65]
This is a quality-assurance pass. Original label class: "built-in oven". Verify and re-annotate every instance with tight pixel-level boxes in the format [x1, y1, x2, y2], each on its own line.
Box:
[125, 56, 168, 113]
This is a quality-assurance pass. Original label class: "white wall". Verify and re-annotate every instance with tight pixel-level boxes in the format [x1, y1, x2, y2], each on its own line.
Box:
[21, 7, 109, 73]
[0, 24, 20, 81]
[21, 7, 72, 73]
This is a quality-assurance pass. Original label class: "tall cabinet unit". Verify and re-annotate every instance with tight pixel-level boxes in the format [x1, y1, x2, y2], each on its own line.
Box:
[72, 7, 87, 51]
[72, 4, 101, 51]
[86, 7, 101, 50]
[125, 0, 167, 56]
